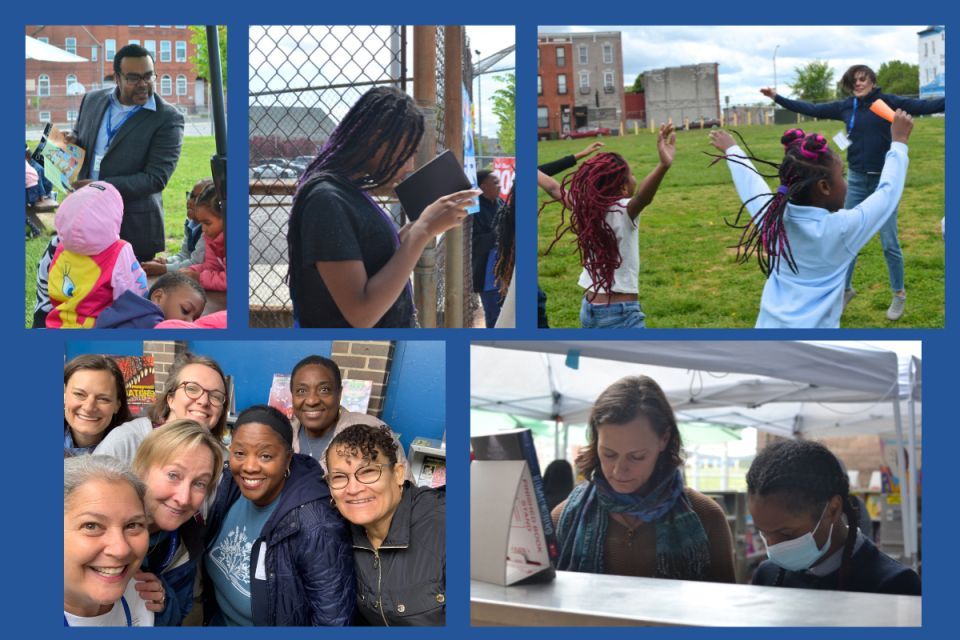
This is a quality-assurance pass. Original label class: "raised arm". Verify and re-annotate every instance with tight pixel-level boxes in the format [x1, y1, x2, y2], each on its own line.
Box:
[709, 130, 773, 220]
[761, 87, 845, 121]
[626, 123, 675, 218]
[885, 93, 945, 116]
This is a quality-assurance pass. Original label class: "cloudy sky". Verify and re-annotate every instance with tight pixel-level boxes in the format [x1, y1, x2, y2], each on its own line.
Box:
[539, 26, 929, 105]
[465, 26, 515, 140]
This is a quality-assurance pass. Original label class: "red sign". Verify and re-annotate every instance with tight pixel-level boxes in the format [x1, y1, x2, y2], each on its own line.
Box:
[493, 157, 515, 200]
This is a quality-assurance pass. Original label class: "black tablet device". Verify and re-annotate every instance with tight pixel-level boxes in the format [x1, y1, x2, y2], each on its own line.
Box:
[394, 149, 473, 221]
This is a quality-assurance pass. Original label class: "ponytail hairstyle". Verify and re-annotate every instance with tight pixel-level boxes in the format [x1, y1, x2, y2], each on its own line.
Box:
[746, 440, 860, 589]
[708, 129, 839, 276]
[493, 183, 516, 296]
[541, 152, 631, 297]
[194, 181, 223, 220]
[287, 86, 425, 303]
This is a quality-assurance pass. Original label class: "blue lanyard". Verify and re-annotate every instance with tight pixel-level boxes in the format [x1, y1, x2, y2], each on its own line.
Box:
[847, 98, 858, 134]
[63, 596, 131, 626]
[106, 104, 142, 146]
[146, 530, 179, 574]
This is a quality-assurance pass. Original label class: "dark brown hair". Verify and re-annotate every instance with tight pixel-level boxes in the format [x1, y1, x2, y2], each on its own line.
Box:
[840, 65, 877, 94]
[64, 355, 133, 435]
[576, 375, 683, 479]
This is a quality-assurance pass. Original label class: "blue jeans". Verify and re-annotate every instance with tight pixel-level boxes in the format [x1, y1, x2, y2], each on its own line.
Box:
[843, 169, 905, 292]
[479, 289, 502, 328]
[580, 298, 646, 328]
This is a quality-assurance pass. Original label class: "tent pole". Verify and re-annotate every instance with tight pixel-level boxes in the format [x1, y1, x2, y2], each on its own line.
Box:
[891, 397, 912, 568]
[554, 419, 560, 462]
[906, 358, 919, 564]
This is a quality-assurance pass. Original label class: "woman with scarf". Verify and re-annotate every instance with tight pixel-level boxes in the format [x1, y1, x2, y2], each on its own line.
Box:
[552, 376, 735, 582]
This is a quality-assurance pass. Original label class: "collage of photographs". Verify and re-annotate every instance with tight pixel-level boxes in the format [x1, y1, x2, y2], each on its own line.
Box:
[28, 21, 940, 632]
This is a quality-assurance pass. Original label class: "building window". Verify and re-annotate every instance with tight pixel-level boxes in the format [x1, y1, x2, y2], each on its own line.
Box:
[176, 75, 188, 96]
[176, 40, 187, 62]
[90, 45, 98, 61]
[65, 37, 77, 55]
[579, 71, 589, 93]
[160, 75, 172, 95]
[604, 71, 615, 93]
[67, 110, 79, 122]
[145, 40, 156, 59]
[578, 44, 588, 64]
[602, 43, 613, 64]
[160, 40, 171, 62]
[39, 111, 51, 122]
[66, 74, 78, 91]
[129, 39, 140, 46]
[538, 75, 542, 95]
[105, 39, 116, 62]
[555, 47, 565, 67]
[538, 106, 549, 129]
[175, 25, 187, 29]
[924, 42, 928, 56]
[38, 75, 50, 97]
[37, 37, 48, 44]
[557, 74, 567, 95]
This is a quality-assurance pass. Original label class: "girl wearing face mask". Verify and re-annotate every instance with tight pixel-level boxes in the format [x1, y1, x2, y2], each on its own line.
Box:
[747, 440, 920, 594]
[553, 376, 735, 582]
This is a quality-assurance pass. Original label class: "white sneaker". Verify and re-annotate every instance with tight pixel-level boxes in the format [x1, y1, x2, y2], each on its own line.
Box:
[886, 294, 906, 321]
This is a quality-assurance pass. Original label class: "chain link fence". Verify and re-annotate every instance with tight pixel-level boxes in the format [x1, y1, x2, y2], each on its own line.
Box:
[248, 25, 477, 328]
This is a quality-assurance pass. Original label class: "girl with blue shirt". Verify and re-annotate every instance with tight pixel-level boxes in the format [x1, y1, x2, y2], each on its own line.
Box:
[709, 109, 914, 328]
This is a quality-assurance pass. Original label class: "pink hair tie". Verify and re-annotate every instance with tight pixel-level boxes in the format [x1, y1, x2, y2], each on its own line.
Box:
[798, 135, 828, 160]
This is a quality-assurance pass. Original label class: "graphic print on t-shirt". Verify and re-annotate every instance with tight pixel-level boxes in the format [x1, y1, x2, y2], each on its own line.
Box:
[208, 526, 253, 596]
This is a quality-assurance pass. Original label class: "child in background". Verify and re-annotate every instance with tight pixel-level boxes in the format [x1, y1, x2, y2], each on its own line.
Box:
[747, 440, 920, 595]
[542, 124, 675, 328]
[46, 182, 148, 328]
[709, 109, 914, 328]
[185, 183, 225, 291]
[142, 178, 210, 276]
[96, 272, 207, 328]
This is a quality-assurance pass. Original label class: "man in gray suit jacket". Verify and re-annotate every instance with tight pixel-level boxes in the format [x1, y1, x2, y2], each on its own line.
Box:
[67, 44, 184, 261]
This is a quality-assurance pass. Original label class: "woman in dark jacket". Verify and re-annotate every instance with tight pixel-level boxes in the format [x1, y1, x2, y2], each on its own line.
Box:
[325, 424, 445, 626]
[203, 405, 355, 626]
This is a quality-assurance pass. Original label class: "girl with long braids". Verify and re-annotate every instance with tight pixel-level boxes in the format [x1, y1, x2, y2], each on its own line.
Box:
[747, 440, 920, 595]
[491, 184, 515, 327]
[542, 124, 675, 328]
[553, 376, 736, 582]
[288, 86, 480, 328]
[709, 109, 914, 328]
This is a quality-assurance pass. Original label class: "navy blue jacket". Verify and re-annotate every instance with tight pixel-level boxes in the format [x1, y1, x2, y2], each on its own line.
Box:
[752, 536, 921, 595]
[203, 454, 356, 626]
[96, 290, 163, 328]
[150, 517, 205, 626]
[775, 88, 944, 173]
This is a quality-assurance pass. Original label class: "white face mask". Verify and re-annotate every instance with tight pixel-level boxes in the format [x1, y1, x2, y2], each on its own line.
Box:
[759, 504, 834, 571]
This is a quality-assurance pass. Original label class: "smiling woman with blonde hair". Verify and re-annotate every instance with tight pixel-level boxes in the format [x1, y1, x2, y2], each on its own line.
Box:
[553, 375, 735, 582]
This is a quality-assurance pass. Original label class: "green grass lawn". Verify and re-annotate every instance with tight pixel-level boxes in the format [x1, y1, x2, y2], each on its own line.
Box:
[538, 119, 945, 328]
[24, 136, 216, 328]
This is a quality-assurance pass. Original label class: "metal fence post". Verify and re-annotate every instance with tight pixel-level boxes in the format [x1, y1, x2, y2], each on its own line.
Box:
[442, 25, 464, 328]
[413, 26, 439, 328]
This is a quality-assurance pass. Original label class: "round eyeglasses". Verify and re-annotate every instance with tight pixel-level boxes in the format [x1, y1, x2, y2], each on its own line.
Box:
[325, 463, 392, 490]
[176, 381, 226, 407]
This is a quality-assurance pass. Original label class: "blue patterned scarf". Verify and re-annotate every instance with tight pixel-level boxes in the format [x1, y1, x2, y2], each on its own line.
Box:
[556, 468, 710, 578]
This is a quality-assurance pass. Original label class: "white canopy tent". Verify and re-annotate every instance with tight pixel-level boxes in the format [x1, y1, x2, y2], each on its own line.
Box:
[25, 35, 87, 62]
[471, 341, 921, 566]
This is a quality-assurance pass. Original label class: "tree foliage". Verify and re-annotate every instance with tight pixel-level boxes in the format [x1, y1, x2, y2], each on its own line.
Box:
[877, 60, 919, 96]
[190, 26, 228, 85]
[629, 73, 644, 94]
[490, 73, 515, 155]
[789, 60, 835, 102]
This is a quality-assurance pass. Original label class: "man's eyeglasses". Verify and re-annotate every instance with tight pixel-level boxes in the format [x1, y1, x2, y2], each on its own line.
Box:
[175, 381, 226, 407]
[122, 72, 155, 85]
[325, 464, 392, 490]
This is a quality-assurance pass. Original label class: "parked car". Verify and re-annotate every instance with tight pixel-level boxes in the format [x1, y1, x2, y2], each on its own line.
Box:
[563, 126, 612, 140]
[683, 118, 721, 130]
[250, 163, 298, 180]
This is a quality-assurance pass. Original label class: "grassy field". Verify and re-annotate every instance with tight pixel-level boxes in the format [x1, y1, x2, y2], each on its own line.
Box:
[538, 119, 945, 328]
[24, 136, 216, 327]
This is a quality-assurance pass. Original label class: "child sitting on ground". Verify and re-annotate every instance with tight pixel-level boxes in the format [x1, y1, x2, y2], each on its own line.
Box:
[541, 124, 676, 328]
[96, 271, 206, 328]
[45, 182, 148, 328]
[709, 110, 913, 328]
[184, 182, 225, 291]
[141, 178, 210, 276]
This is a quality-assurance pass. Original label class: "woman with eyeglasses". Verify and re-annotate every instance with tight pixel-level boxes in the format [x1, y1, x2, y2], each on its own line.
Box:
[288, 355, 410, 477]
[95, 352, 230, 463]
[325, 423, 445, 626]
[203, 405, 355, 626]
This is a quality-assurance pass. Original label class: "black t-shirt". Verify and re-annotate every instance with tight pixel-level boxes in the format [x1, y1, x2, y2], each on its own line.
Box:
[291, 179, 415, 328]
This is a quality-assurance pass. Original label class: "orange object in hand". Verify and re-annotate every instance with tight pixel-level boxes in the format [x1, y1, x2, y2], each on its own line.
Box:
[870, 99, 896, 122]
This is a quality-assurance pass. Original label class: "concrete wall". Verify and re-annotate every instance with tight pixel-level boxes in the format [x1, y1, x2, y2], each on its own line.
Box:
[643, 63, 720, 127]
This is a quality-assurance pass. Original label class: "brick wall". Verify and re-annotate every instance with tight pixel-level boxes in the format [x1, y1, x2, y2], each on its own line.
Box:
[142, 340, 187, 393]
[330, 341, 395, 417]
